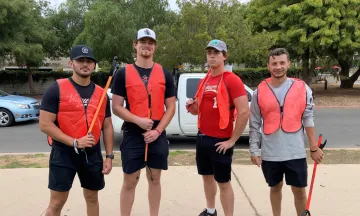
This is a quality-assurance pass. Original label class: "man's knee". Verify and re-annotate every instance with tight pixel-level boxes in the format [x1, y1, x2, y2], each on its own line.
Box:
[47, 190, 69, 213]
[291, 186, 306, 199]
[83, 189, 99, 204]
[202, 175, 215, 183]
[217, 181, 231, 190]
[271, 181, 283, 192]
[147, 168, 161, 185]
[123, 171, 140, 191]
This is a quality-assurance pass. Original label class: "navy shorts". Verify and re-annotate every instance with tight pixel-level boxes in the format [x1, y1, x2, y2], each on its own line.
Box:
[196, 132, 234, 183]
[48, 146, 105, 192]
[261, 158, 308, 188]
[120, 130, 169, 174]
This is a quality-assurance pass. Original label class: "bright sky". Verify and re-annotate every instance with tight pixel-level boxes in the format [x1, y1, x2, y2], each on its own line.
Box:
[48, 0, 250, 11]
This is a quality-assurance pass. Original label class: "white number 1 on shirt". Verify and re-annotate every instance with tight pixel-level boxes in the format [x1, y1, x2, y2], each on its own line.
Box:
[213, 97, 218, 108]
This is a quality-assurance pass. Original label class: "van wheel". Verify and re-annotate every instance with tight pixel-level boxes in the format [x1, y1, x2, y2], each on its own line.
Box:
[0, 108, 14, 127]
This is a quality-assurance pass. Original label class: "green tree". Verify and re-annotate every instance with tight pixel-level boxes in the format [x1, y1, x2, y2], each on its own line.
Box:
[76, 0, 170, 64]
[247, 0, 360, 88]
[47, 0, 94, 57]
[0, 0, 55, 95]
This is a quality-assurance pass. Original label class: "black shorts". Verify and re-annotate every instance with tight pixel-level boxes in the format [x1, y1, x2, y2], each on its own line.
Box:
[261, 158, 308, 188]
[120, 130, 169, 174]
[196, 132, 234, 183]
[48, 146, 104, 192]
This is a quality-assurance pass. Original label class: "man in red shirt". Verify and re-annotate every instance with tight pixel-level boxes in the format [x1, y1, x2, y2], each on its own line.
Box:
[186, 39, 250, 216]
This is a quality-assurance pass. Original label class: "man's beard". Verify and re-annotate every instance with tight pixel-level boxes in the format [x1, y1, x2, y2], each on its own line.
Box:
[74, 69, 91, 78]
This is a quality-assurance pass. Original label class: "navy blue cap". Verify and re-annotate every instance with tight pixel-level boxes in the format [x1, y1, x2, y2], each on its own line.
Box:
[70, 45, 97, 63]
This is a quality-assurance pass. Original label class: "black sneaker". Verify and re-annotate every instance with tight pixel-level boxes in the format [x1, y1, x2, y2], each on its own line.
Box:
[199, 208, 217, 216]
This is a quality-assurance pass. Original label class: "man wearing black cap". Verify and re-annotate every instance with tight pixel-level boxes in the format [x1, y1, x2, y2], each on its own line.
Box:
[39, 45, 114, 216]
[111, 28, 176, 216]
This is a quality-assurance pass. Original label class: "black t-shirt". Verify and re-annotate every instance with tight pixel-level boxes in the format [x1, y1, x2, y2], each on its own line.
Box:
[40, 77, 111, 151]
[111, 63, 175, 134]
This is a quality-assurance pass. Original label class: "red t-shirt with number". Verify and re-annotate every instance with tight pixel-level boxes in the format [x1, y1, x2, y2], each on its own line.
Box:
[198, 72, 247, 138]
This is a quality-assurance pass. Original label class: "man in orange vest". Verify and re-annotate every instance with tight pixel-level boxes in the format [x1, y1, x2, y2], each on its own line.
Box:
[249, 48, 324, 216]
[111, 28, 176, 216]
[39, 45, 114, 216]
[186, 39, 250, 216]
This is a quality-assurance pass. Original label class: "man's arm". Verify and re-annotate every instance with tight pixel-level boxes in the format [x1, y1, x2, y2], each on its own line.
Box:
[228, 95, 250, 143]
[303, 85, 323, 163]
[39, 82, 74, 147]
[39, 110, 74, 146]
[156, 96, 176, 133]
[249, 90, 262, 156]
[112, 95, 148, 127]
[102, 96, 113, 155]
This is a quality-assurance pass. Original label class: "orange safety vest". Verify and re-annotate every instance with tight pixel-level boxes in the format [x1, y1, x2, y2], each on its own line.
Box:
[47, 78, 107, 146]
[125, 63, 165, 120]
[257, 78, 306, 135]
[194, 70, 235, 130]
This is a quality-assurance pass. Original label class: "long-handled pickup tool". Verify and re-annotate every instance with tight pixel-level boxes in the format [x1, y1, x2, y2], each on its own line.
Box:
[145, 94, 153, 181]
[301, 134, 327, 216]
[88, 76, 113, 134]
[80, 76, 113, 163]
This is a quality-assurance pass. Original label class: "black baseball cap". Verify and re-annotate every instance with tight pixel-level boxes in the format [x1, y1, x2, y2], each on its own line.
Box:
[70, 45, 97, 63]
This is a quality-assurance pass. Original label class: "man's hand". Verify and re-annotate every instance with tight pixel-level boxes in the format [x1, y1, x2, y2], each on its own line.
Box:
[102, 158, 112, 175]
[135, 117, 154, 131]
[143, 130, 160, 144]
[310, 148, 324, 163]
[251, 156, 262, 167]
[186, 98, 195, 109]
[215, 140, 235, 154]
[76, 134, 95, 148]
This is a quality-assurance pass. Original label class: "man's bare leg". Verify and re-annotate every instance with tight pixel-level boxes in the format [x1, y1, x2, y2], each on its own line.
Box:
[218, 182, 234, 216]
[202, 175, 217, 209]
[147, 168, 162, 216]
[291, 186, 307, 216]
[83, 189, 100, 216]
[120, 170, 141, 216]
[270, 181, 283, 216]
[45, 190, 69, 216]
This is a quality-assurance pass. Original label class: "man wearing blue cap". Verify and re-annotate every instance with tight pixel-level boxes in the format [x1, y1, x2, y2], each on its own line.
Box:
[39, 45, 114, 216]
[187, 39, 250, 216]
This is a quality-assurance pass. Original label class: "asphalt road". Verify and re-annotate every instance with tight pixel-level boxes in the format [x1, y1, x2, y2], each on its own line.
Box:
[0, 108, 359, 153]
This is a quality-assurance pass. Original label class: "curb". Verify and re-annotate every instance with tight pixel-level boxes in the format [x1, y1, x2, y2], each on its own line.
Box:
[315, 106, 360, 108]
[1, 148, 360, 156]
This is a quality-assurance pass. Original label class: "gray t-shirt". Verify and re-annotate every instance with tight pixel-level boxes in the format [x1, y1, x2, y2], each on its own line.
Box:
[249, 78, 314, 161]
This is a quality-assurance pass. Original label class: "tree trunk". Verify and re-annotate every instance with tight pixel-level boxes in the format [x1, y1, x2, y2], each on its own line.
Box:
[27, 66, 36, 95]
[301, 49, 311, 84]
[340, 67, 360, 89]
[338, 58, 354, 89]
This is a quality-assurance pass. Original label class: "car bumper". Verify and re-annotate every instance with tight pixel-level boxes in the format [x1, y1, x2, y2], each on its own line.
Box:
[13, 109, 40, 122]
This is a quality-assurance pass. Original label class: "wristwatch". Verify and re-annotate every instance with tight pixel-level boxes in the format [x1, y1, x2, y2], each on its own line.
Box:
[106, 154, 114, 159]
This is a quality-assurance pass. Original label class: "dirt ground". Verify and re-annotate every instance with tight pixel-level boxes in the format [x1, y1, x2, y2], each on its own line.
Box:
[310, 83, 360, 107]
[1, 149, 360, 169]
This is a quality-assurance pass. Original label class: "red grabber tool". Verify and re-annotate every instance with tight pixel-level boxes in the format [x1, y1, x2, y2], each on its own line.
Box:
[301, 134, 327, 216]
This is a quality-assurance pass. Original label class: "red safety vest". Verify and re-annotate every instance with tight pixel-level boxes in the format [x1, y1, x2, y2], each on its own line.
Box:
[194, 70, 235, 129]
[125, 63, 165, 120]
[47, 78, 107, 146]
[257, 78, 306, 135]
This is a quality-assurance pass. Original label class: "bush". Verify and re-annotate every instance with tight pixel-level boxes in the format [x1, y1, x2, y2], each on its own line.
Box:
[0, 67, 302, 88]
[0, 70, 112, 87]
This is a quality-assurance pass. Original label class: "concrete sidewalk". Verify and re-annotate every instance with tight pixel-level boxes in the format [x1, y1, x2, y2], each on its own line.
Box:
[1, 165, 360, 216]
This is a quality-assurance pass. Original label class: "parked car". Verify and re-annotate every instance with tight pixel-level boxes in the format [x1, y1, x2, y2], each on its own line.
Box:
[0, 90, 40, 127]
[107, 73, 253, 137]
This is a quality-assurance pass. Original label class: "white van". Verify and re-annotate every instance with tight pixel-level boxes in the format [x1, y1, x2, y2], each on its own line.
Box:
[107, 73, 253, 137]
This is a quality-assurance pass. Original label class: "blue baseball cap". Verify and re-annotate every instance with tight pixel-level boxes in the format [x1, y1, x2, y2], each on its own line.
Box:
[70, 45, 97, 63]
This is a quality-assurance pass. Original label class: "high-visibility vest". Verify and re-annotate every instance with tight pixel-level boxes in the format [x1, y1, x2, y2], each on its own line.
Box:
[257, 78, 306, 135]
[125, 63, 166, 120]
[47, 78, 107, 146]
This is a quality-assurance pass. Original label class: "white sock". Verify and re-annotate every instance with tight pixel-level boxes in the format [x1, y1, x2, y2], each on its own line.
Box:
[206, 208, 216, 214]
